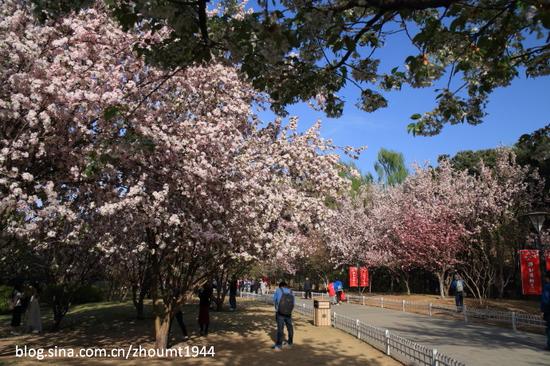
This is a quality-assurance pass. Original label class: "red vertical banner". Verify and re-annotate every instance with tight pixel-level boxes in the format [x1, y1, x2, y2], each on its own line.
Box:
[546, 250, 550, 272]
[520, 250, 542, 295]
[348, 267, 358, 287]
[359, 267, 369, 287]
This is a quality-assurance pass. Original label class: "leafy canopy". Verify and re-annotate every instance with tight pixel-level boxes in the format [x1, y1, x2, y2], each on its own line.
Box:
[33, 0, 550, 136]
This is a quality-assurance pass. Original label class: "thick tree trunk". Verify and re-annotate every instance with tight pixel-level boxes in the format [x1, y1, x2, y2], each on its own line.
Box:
[401, 271, 411, 295]
[146, 228, 169, 349]
[154, 304, 172, 349]
[52, 292, 70, 330]
[436, 272, 446, 299]
[133, 288, 145, 320]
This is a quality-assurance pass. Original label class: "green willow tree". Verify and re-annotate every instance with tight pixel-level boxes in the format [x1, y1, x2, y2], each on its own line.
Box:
[32, 0, 550, 135]
[374, 148, 408, 186]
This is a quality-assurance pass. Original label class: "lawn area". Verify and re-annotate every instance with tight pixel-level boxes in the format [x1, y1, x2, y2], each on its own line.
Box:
[0, 300, 400, 366]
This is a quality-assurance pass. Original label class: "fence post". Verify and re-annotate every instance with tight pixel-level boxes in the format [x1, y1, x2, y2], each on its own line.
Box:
[512, 312, 517, 332]
[432, 349, 439, 366]
[362, 296, 365, 306]
[381, 297, 384, 308]
[402, 300, 405, 312]
[356, 319, 360, 339]
[385, 329, 390, 356]
[333, 312, 336, 327]
[463, 304, 468, 323]
[429, 303, 432, 317]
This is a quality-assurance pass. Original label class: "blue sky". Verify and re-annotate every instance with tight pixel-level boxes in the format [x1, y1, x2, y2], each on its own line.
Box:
[262, 73, 550, 177]
[256, 30, 550, 177]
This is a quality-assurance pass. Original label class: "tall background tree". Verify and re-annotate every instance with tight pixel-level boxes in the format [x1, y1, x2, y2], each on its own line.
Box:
[374, 148, 408, 186]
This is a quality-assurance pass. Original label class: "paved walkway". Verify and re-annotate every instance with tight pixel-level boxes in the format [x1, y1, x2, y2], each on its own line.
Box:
[295, 298, 549, 366]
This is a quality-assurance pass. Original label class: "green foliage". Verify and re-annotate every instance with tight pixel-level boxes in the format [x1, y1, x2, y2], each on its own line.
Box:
[42, 284, 105, 306]
[374, 148, 408, 186]
[439, 148, 499, 176]
[338, 161, 373, 195]
[0, 286, 12, 314]
[515, 124, 550, 191]
[441, 125, 549, 190]
[31, 0, 550, 136]
[31, 0, 95, 22]
[71, 285, 105, 304]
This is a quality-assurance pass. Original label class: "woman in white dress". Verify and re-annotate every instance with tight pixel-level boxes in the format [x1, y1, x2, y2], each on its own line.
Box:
[260, 279, 267, 295]
[26, 285, 42, 333]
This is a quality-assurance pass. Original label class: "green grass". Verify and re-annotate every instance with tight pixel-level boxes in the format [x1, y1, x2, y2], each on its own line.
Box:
[0, 301, 156, 333]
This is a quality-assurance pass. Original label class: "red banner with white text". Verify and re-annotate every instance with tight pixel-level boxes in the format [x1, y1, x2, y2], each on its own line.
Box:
[359, 267, 369, 287]
[520, 250, 541, 295]
[349, 267, 358, 287]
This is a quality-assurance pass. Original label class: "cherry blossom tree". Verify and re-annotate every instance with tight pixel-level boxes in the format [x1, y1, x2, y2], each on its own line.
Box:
[0, 1, 161, 327]
[459, 149, 542, 301]
[327, 185, 391, 266]
[1, 2, 354, 345]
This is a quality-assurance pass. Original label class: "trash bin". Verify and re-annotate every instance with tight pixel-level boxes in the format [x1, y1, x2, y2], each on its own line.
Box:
[313, 298, 331, 326]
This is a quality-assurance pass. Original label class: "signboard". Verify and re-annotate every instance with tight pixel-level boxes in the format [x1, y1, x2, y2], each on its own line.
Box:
[520, 250, 542, 295]
[348, 267, 358, 287]
[359, 267, 369, 287]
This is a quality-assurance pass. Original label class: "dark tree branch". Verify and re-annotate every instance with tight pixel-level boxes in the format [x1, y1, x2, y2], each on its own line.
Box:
[198, 0, 210, 46]
[313, 0, 458, 13]
[328, 11, 386, 71]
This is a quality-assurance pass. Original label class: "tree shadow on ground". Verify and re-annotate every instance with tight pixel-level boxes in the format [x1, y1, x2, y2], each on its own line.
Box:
[0, 300, 397, 366]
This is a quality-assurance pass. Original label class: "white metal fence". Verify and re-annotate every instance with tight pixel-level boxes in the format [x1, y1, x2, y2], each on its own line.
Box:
[241, 291, 465, 366]
[281, 290, 545, 331]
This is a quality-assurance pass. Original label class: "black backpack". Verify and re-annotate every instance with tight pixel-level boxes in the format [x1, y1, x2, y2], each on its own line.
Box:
[278, 290, 294, 316]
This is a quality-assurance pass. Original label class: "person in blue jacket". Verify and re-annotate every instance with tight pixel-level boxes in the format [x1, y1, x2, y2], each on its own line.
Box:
[272, 281, 294, 351]
[541, 272, 550, 351]
[333, 280, 343, 305]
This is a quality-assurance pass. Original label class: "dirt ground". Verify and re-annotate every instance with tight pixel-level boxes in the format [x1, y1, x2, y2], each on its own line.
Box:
[0, 301, 400, 366]
[345, 292, 541, 314]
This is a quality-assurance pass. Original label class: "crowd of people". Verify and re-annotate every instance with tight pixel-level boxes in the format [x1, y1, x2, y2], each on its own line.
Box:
[238, 278, 269, 295]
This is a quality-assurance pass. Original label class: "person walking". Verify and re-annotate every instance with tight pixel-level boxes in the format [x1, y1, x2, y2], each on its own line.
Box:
[229, 277, 238, 311]
[327, 282, 336, 305]
[451, 274, 465, 312]
[25, 284, 42, 333]
[260, 279, 267, 295]
[333, 280, 343, 305]
[272, 281, 294, 351]
[172, 309, 189, 341]
[303, 277, 312, 299]
[10, 284, 24, 334]
[198, 283, 213, 336]
[541, 272, 550, 351]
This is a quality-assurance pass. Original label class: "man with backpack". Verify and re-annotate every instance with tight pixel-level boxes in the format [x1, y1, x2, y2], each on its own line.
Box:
[272, 281, 294, 351]
[451, 274, 465, 312]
